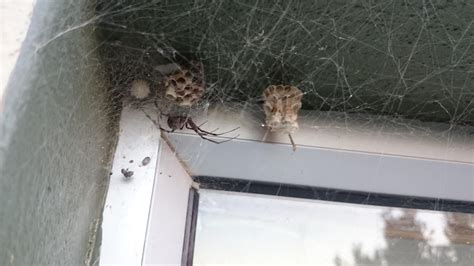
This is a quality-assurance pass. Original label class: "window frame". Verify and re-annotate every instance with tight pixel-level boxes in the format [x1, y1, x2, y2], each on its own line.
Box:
[167, 132, 474, 202]
[99, 104, 474, 266]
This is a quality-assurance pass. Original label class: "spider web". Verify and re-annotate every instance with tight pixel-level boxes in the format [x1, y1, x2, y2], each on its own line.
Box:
[93, 1, 473, 265]
[1, 0, 473, 265]
[97, 0, 473, 127]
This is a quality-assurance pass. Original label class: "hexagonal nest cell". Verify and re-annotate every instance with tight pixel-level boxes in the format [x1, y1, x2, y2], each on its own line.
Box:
[263, 85, 303, 134]
[164, 62, 205, 107]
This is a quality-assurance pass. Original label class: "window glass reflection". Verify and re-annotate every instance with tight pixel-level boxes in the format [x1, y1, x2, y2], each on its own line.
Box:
[194, 190, 474, 265]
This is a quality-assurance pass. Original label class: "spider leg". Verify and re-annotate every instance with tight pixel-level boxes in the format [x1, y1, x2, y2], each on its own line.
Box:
[142, 109, 174, 133]
[196, 120, 208, 128]
[142, 109, 160, 127]
[195, 130, 240, 144]
[185, 123, 197, 131]
[185, 123, 217, 136]
[197, 126, 240, 136]
[187, 120, 240, 136]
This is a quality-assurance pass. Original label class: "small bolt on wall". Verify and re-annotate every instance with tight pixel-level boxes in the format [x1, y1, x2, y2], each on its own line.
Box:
[262, 85, 303, 151]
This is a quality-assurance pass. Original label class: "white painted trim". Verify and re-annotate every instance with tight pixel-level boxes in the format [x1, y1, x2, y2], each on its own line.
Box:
[142, 140, 194, 265]
[163, 105, 474, 202]
[100, 105, 161, 266]
[190, 104, 474, 164]
[100, 103, 474, 265]
[167, 133, 474, 202]
[100, 105, 194, 266]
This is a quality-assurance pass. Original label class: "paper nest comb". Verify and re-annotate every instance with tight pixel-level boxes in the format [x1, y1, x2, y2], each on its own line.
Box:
[263, 84, 303, 150]
[263, 85, 303, 133]
[164, 62, 205, 106]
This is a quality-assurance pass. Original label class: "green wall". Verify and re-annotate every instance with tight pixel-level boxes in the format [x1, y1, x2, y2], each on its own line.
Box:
[0, 0, 116, 265]
[99, 0, 473, 125]
[0, 0, 473, 264]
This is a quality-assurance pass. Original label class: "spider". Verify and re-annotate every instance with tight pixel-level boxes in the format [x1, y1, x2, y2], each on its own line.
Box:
[143, 111, 239, 144]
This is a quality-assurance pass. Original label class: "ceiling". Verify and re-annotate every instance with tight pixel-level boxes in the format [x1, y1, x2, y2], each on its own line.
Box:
[97, 0, 474, 126]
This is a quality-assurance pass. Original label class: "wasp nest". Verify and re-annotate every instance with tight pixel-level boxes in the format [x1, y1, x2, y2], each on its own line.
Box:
[263, 85, 303, 134]
[164, 62, 205, 106]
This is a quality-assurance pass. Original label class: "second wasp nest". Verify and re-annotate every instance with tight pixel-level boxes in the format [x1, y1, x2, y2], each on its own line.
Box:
[263, 85, 303, 134]
[164, 62, 205, 106]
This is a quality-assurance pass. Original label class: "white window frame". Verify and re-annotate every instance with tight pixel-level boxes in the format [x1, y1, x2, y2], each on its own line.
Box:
[99, 103, 474, 265]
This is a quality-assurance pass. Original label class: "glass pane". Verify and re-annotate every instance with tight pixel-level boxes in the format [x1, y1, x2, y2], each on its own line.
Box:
[194, 190, 474, 266]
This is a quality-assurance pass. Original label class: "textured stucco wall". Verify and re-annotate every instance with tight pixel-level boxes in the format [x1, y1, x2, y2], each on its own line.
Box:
[0, 0, 472, 264]
[0, 0, 116, 265]
[98, 0, 473, 125]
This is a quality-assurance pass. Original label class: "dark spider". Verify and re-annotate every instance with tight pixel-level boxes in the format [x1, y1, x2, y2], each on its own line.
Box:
[143, 111, 239, 144]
